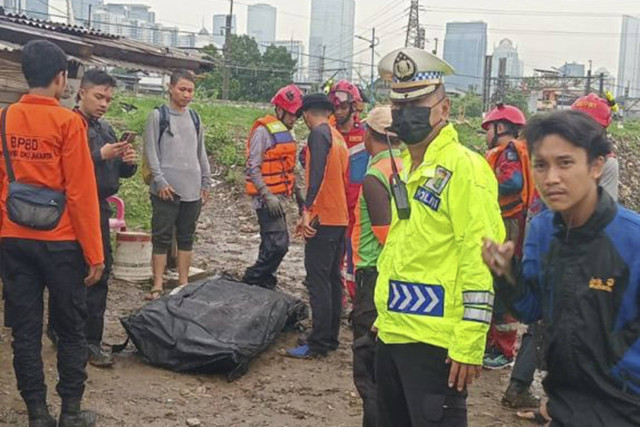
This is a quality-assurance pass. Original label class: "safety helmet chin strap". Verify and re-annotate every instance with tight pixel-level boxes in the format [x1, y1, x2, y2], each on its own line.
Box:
[337, 103, 356, 126]
[490, 121, 515, 148]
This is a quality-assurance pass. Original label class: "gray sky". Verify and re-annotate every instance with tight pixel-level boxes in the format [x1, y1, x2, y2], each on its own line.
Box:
[52, 0, 640, 79]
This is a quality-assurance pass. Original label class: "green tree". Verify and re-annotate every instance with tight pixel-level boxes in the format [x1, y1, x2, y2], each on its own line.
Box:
[503, 87, 531, 116]
[451, 93, 483, 118]
[198, 37, 296, 102]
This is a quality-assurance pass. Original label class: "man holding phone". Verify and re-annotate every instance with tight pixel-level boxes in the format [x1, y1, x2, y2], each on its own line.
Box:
[68, 68, 137, 367]
[143, 70, 211, 299]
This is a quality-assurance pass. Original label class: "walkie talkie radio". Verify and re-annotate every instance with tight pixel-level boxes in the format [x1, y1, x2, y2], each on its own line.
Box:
[386, 133, 411, 220]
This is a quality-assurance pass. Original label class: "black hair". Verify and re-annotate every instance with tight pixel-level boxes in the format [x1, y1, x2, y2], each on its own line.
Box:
[523, 110, 611, 162]
[170, 69, 195, 86]
[370, 128, 400, 146]
[81, 69, 116, 89]
[21, 40, 68, 89]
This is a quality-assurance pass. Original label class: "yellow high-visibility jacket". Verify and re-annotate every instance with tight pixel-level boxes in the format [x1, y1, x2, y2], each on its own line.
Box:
[375, 123, 506, 365]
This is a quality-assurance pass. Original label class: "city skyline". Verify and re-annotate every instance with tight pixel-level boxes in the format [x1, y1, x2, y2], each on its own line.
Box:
[26, 0, 640, 91]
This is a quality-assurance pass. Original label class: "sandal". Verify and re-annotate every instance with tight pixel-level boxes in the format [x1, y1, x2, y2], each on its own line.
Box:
[144, 289, 163, 301]
[517, 408, 551, 425]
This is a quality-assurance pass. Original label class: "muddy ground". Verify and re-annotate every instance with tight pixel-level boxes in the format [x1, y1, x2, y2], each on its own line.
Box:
[0, 182, 540, 426]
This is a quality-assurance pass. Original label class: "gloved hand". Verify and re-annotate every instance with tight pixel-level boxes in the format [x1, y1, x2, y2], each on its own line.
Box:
[263, 192, 284, 218]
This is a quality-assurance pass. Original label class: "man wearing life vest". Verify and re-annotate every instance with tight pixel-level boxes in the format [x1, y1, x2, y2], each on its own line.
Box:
[328, 80, 369, 302]
[481, 104, 534, 372]
[571, 93, 619, 201]
[374, 48, 505, 426]
[286, 93, 349, 359]
[242, 84, 304, 290]
[351, 106, 403, 427]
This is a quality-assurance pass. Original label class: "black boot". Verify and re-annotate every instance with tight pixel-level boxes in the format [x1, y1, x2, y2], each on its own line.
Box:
[59, 400, 97, 427]
[27, 402, 56, 427]
[88, 344, 114, 368]
[502, 379, 540, 409]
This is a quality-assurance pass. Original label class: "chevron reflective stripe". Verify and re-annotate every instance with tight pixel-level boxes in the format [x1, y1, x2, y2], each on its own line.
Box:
[463, 307, 492, 324]
[462, 291, 495, 307]
[387, 280, 445, 317]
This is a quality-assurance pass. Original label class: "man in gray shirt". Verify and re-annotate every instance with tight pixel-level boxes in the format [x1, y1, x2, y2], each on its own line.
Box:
[242, 84, 304, 289]
[144, 70, 211, 299]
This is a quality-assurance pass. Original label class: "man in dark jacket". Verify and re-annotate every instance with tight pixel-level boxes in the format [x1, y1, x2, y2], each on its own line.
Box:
[48, 69, 137, 367]
[483, 110, 640, 426]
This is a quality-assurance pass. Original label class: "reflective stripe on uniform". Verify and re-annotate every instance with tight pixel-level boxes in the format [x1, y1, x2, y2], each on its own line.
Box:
[349, 142, 366, 156]
[463, 307, 492, 324]
[462, 291, 495, 307]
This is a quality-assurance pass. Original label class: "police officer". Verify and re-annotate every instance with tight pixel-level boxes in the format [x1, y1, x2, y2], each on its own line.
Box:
[242, 85, 304, 289]
[373, 48, 505, 426]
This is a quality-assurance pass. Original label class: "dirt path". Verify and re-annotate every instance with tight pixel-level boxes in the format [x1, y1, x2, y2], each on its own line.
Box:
[0, 182, 537, 426]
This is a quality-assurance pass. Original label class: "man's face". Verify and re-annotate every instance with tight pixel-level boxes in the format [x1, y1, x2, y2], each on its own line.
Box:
[391, 88, 450, 122]
[277, 106, 298, 129]
[485, 122, 505, 148]
[79, 84, 114, 119]
[532, 134, 604, 213]
[169, 78, 195, 108]
[302, 111, 312, 130]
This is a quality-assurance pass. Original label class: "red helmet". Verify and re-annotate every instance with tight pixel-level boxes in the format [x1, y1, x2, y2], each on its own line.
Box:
[329, 79, 362, 106]
[571, 93, 612, 128]
[482, 104, 527, 130]
[271, 84, 304, 115]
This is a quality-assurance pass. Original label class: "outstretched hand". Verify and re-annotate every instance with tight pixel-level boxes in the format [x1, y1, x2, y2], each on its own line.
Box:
[482, 238, 516, 284]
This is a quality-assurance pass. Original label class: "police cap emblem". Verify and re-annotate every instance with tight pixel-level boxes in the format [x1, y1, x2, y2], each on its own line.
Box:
[393, 52, 417, 82]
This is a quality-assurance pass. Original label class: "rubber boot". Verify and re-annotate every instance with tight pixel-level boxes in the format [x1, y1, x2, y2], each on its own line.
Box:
[502, 380, 540, 409]
[27, 402, 56, 427]
[59, 400, 97, 427]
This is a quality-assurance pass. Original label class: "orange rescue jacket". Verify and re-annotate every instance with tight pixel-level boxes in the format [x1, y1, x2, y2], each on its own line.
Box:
[485, 139, 535, 218]
[245, 115, 297, 196]
[0, 95, 103, 266]
[305, 126, 349, 226]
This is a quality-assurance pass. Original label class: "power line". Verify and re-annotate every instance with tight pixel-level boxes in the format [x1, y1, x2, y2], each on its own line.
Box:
[425, 7, 639, 18]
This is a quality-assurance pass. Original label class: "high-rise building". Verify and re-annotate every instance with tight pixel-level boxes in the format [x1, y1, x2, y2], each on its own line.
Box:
[248, 3, 276, 52]
[443, 21, 488, 94]
[491, 39, 523, 79]
[617, 15, 640, 97]
[272, 40, 305, 82]
[2, 0, 18, 14]
[213, 14, 236, 47]
[24, 0, 48, 20]
[72, 0, 103, 26]
[309, 0, 355, 82]
[558, 62, 585, 77]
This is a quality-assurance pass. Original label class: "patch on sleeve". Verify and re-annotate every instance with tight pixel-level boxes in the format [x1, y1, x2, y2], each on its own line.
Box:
[506, 149, 518, 161]
[414, 187, 441, 211]
[423, 165, 453, 195]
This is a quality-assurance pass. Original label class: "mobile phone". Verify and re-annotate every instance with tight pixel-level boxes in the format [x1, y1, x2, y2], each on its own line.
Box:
[121, 131, 136, 143]
[310, 215, 320, 229]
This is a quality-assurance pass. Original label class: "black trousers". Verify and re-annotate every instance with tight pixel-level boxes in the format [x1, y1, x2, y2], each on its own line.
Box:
[242, 208, 289, 289]
[85, 201, 113, 345]
[510, 322, 539, 387]
[352, 268, 379, 427]
[304, 225, 345, 355]
[2, 238, 89, 406]
[49, 202, 112, 346]
[375, 341, 468, 427]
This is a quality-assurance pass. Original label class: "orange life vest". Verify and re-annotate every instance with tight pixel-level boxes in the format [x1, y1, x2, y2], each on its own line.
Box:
[305, 126, 349, 226]
[245, 115, 297, 197]
[485, 139, 535, 218]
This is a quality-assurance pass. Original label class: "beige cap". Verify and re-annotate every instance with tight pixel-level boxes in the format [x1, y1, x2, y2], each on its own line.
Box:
[378, 47, 455, 102]
[365, 106, 395, 136]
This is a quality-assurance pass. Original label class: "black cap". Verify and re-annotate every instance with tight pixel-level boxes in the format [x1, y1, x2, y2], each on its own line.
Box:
[301, 93, 334, 113]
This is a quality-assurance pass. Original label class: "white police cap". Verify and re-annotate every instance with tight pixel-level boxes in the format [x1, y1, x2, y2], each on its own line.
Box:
[378, 47, 455, 102]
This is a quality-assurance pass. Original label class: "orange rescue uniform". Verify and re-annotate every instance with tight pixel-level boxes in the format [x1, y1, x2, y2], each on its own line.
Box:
[0, 95, 103, 266]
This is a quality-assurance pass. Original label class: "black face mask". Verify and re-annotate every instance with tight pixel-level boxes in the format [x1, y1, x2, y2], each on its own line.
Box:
[390, 98, 444, 145]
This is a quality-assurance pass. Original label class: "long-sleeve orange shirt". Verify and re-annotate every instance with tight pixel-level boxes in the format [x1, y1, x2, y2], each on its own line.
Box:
[0, 95, 104, 266]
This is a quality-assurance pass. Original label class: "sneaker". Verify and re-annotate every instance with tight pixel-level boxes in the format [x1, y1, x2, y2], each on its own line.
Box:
[284, 345, 324, 359]
[483, 353, 513, 370]
[88, 344, 114, 368]
[502, 381, 540, 409]
[296, 335, 338, 351]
